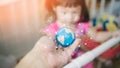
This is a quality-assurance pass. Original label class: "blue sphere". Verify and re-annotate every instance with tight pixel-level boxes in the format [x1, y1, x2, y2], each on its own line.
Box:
[55, 27, 75, 47]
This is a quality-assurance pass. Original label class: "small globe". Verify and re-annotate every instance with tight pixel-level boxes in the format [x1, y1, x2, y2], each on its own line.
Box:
[55, 27, 75, 47]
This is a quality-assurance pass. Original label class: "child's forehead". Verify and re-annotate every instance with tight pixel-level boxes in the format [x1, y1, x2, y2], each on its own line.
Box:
[56, 5, 81, 10]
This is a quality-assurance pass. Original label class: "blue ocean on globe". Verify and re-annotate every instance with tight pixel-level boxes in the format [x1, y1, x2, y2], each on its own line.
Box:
[55, 27, 75, 47]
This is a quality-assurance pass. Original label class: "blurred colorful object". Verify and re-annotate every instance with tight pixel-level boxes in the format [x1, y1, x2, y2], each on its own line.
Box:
[82, 13, 120, 59]
[56, 27, 75, 47]
[92, 13, 118, 31]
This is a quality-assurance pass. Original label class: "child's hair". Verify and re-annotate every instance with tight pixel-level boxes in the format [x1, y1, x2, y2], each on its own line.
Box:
[45, 0, 89, 22]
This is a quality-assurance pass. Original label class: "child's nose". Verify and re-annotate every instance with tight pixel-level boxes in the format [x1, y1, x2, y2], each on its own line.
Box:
[66, 14, 73, 22]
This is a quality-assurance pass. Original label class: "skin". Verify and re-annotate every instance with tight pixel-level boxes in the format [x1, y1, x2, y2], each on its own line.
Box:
[54, 5, 81, 29]
[15, 36, 80, 68]
[87, 26, 120, 42]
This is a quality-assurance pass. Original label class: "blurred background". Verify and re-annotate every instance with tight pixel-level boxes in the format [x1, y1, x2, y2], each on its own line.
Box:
[0, 0, 120, 68]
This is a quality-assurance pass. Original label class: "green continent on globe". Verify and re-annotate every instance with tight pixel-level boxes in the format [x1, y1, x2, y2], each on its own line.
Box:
[56, 27, 75, 47]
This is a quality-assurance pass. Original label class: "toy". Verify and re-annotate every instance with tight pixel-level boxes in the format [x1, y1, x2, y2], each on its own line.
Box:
[55, 27, 75, 47]
[92, 13, 118, 31]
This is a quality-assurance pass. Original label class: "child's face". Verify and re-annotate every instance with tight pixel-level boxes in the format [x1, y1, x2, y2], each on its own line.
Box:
[54, 5, 81, 26]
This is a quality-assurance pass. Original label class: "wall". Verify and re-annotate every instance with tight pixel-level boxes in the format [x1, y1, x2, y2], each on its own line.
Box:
[0, 0, 47, 59]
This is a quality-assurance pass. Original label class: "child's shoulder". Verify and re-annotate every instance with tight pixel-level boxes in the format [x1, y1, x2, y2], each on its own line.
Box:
[75, 22, 90, 36]
[76, 22, 90, 27]
[76, 22, 90, 31]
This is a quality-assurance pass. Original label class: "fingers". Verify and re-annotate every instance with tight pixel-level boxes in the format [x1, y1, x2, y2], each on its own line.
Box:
[65, 38, 81, 57]
[33, 36, 56, 53]
[55, 38, 81, 66]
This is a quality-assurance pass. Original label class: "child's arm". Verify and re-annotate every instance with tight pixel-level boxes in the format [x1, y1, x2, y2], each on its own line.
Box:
[87, 28, 113, 42]
[112, 29, 120, 37]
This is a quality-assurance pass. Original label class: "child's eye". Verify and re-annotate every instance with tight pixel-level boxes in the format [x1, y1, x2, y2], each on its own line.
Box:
[73, 11, 79, 16]
[73, 11, 77, 14]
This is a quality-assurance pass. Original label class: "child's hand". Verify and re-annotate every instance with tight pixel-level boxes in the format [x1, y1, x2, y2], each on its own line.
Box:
[112, 30, 120, 37]
[16, 36, 81, 68]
